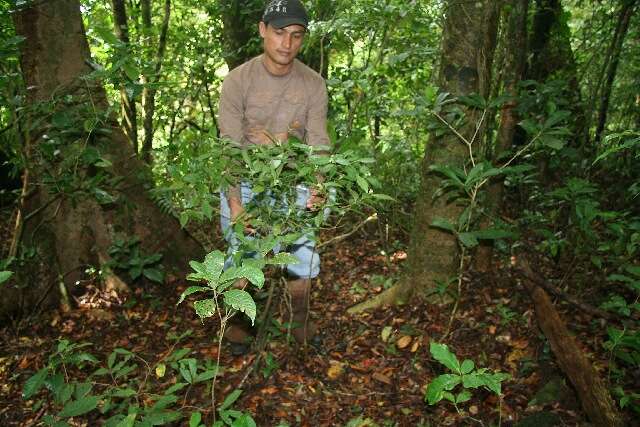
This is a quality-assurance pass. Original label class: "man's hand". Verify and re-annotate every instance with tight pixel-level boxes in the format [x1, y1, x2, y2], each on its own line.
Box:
[229, 188, 256, 235]
[306, 187, 326, 210]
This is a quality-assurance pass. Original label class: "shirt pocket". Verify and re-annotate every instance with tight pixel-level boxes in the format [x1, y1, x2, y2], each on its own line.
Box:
[283, 91, 306, 136]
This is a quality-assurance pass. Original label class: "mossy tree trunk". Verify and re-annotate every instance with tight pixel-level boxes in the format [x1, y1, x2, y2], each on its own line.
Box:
[218, 0, 263, 70]
[403, 0, 501, 296]
[3, 0, 202, 320]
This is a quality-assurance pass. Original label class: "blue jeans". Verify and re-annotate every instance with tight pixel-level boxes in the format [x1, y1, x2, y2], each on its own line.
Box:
[220, 182, 322, 279]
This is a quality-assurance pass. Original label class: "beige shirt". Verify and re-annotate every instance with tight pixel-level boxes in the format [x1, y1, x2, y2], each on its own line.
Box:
[218, 55, 329, 147]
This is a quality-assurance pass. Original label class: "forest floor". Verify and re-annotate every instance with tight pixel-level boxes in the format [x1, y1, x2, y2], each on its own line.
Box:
[0, 216, 622, 426]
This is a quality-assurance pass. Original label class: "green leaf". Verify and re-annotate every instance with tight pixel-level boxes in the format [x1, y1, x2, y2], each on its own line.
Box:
[58, 395, 99, 418]
[189, 412, 202, 427]
[425, 374, 461, 405]
[0, 270, 13, 285]
[115, 414, 136, 427]
[231, 413, 257, 427]
[462, 372, 485, 389]
[458, 232, 479, 248]
[456, 390, 472, 404]
[430, 342, 461, 373]
[193, 299, 217, 319]
[356, 175, 369, 193]
[178, 286, 210, 304]
[473, 228, 517, 240]
[431, 218, 456, 233]
[219, 389, 243, 411]
[461, 359, 474, 375]
[480, 372, 510, 395]
[223, 290, 256, 325]
[268, 252, 301, 265]
[23, 368, 48, 399]
[143, 268, 164, 283]
[219, 266, 265, 289]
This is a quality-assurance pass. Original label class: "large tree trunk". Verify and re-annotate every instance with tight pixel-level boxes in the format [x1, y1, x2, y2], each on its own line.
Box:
[474, 0, 530, 271]
[594, 0, 637, 143]
[111, 0, 139, 153]
[4, 0, 202, 320]
[218, 0, 263, 70]
[404, 0, 501, 295]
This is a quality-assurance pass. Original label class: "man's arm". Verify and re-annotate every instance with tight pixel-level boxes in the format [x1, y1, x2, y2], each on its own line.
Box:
[305, 79, 330, 208]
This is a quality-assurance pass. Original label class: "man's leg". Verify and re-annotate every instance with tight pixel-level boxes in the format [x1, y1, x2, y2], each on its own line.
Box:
[220, 185, 253, 352]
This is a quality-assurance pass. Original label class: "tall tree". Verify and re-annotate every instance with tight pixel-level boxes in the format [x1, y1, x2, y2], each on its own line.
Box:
[404, 0, 501, 295]
[594, 0, 638, 143]
[140, 0, 172, 164]
[4, 0, 202, 319]
[528, 0, 586, 143]
[111, 0, 139, 152]
[218, 0, 263, 69]
[475, 0, 530, 271]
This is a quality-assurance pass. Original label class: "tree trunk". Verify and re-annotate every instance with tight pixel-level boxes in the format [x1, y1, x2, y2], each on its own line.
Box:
[111, 0, 139, 153]
[475, 0, 529, 271]
[404, 0, 501, 296]
[219, 0, 263, 70]
[528, 0, 586, 144]
[141, 0, 171, 164]
[301, 0, 332, 78]
[5, 0, 202, 320]
[519, 259, 625, 427]
[594, 0, 637, 143]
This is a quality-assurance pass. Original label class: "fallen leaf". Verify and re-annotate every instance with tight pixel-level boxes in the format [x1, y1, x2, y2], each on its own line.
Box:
[327, 361, 344, 380]
[396, 335, 412, 349]
[469, 405, 479, 415]
[410, 340, 420, 353]
[372, 372, 392, 385]
[155, 363, 166, 378]
[381, 326, 393, 343]
[488, 325, 497, 334]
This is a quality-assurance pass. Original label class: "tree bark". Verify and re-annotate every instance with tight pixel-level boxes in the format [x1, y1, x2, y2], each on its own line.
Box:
[111, 0, 139, 153]
[519, 259, 625, 427]
[404, 0, 501, 296]
[219, 0, 263, 70]
[475, 0, 529, 271]
[5, 0, 202, 320]
[141, 0, 171, 164]
[594, 0, 637, 143]
[528, 0, 587, 144]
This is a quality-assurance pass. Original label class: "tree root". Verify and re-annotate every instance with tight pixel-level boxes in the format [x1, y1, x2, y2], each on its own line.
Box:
[346, 283, 409, 314]
[518, 256, 624, 427]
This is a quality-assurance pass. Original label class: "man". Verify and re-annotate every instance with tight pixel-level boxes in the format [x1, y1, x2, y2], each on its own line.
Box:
[218, 0, 329, 348]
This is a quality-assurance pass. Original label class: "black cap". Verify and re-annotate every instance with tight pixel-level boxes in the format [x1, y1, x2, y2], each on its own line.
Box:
[262, 0, 309, 29]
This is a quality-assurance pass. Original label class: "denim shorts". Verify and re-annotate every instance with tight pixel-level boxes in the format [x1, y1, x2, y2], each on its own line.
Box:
[220, 182, 328, 279]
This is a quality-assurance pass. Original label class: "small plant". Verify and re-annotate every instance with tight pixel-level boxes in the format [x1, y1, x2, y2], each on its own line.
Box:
[0, 257, 14, 285]
[107, 235, 165, 283]
[425, 342, 510, 418]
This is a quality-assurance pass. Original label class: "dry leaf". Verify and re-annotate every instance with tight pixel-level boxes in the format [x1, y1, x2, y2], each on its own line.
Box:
[372, 372, 392, 385]
[381, 326, 393, 343]
[410, 340, 420, 353]
[327, 361, 344, 380]
[396, 335, 412, 349]
[469, 405, 479, 415]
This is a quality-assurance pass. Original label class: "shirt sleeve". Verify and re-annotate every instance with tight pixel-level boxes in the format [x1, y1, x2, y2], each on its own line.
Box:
[218, 72, 244, 145]
[305, 78, 330, 149]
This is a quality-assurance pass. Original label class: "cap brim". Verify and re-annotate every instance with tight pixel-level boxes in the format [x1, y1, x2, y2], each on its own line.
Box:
[268, 17, 308, 29]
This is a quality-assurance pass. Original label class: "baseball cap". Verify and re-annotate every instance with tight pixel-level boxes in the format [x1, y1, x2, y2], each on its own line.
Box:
[262, 0, 309, 29]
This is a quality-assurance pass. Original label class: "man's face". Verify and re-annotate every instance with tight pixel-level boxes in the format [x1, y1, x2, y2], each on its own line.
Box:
[259, 22, 305, 67]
